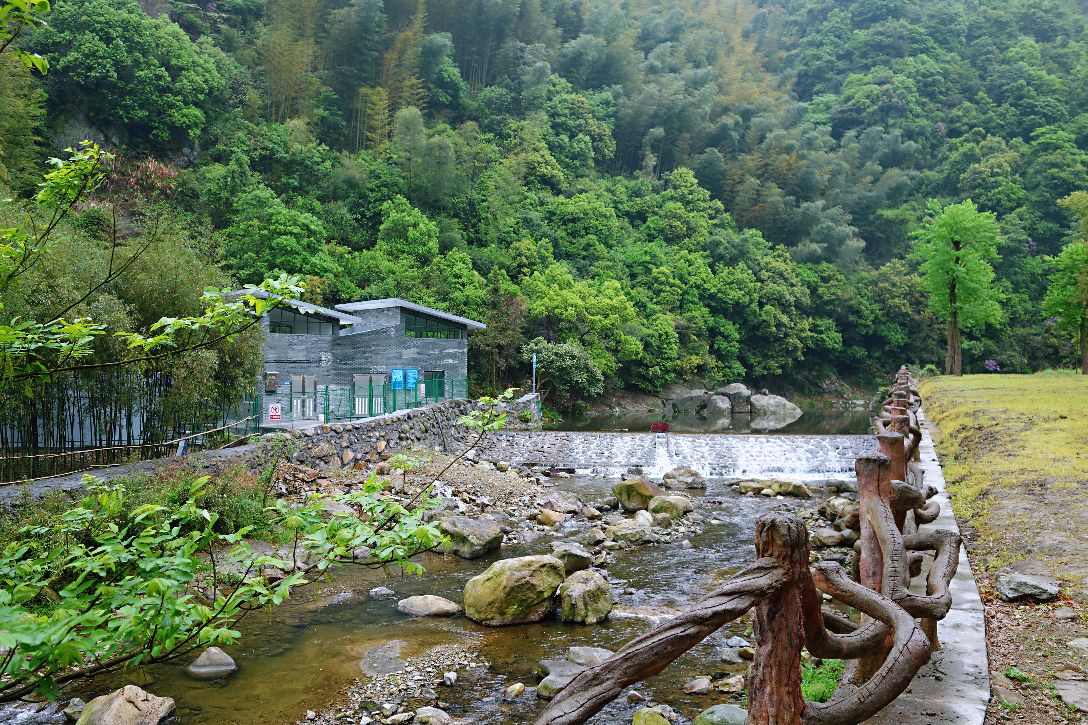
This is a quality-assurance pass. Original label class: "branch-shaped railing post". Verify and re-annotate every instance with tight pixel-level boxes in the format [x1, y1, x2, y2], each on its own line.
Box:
[854, 452, 895, 682]
[748, 514, 811, 724]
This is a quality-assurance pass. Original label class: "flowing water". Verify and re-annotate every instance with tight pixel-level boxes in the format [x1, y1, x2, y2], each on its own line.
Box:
[59, 430, 869, 725]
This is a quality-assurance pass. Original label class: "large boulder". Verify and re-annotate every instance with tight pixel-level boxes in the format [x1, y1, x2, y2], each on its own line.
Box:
[693, 704, 748, 725]
[749, 394, 802, 430]
[397, 595, 463, 617]
[735, 479, 811, 499]
[463, 555, 566, 626]
[550, 541, 594, 574]
[648, 495, 694, 519]
[705, 395, 732, 430]
[663, 465, 706, 490]
[186, 646, 238, 680]
[438, 516, 504, 559]
[558, 570, 613, 624]
[718, 383, 752, 414]
[996, 572, 1060, 603]
[76, 686, 175, 725]
[612, 477, 667, 512]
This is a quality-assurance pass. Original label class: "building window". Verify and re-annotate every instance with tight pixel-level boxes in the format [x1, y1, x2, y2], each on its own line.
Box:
[404, 312, 462, 339]
[268, 307, 335, 335]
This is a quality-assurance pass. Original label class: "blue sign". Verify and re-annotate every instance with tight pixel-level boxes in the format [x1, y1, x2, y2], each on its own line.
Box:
[391, 368, 405, 390]
[405, 368, 419, 390]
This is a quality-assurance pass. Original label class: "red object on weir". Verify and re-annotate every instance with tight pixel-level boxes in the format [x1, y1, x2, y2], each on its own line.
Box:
[650, 421, 670, 433]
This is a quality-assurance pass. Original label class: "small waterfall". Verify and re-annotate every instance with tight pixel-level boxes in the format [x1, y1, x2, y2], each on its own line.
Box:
[482, 431, 872, 482]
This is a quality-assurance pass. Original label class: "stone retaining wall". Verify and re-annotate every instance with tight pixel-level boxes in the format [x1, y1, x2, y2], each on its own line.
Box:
[284, 400, 477, 470]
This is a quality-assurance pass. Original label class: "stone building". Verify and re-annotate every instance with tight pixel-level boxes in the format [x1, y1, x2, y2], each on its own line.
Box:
[248, 294, 485, 425]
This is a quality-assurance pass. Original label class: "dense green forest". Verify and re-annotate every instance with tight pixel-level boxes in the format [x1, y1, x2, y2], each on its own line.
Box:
[3, 0, 1088, 403]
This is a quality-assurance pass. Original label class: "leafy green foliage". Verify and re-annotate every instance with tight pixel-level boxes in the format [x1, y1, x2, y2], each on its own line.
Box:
[0, 466, 443, 702]
[800, 658, 845, 702]
[32, 0, 224, 147]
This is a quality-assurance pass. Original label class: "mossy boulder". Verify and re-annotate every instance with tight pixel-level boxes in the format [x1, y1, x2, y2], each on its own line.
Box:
[438, 516, 504, 559]
[633, 708, 671, 725]
[558, 569, 613, 624]
[648, 495, 694, 519]
[612, 476, 666, 512]
[692, 704, 748, 724]
[463, 555, 565, 626]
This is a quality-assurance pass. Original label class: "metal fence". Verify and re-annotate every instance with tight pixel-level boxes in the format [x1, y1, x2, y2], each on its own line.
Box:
[256, 377, 470, 429]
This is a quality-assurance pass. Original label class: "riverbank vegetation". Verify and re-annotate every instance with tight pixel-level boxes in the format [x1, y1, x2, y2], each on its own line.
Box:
[922, 373, 1088, 721]
[5, 0, 1088, 409]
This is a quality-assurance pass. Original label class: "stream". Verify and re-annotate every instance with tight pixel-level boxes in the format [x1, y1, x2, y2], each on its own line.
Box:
[19, 425, 873, 725]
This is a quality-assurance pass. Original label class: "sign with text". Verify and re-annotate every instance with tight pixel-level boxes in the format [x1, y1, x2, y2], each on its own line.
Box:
[268, 403, 282, 421]
[391, 368, 405, 390]
[405, 368, 419, 390]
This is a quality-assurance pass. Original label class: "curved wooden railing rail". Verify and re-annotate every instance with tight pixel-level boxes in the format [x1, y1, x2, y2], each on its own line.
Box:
[535, 366, 960, 725]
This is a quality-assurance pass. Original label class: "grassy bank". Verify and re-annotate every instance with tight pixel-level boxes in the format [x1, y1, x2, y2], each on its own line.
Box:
[922, 372, 1088, 721]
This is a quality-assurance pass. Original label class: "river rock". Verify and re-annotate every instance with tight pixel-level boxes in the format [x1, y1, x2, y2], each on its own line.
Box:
[612, 476, 667, 512]
[663, 465, 706, 489]
[648, 495, 694, 519]
[568, 646, 614, 667]
[749, 394, 802, 429]
[609, 518, 654, 543]
[996, 572, 1060, 602]
[550, 541, 594, 574]
[504, 682, 526, 700]
[537, 660, 586, 699]
[538, 491, 583, 514]
[537, 509, 568, 526]
[186, 647, 237, 680]
[693, 704, 749, 725]
[812, 527, 844, 548]
[718, 383, 752, 414]
[75, 686, 174, 725]
[396, 595, 462, 617]
[558, 569, 613, 624]
[413, 706, 453, 724]
[438, 516, 504, 559]
[633, 709, 671, 725]
[1055, 673, 1088, 712]
[683, 677, 713, 694]
[463, 555, 566, 625]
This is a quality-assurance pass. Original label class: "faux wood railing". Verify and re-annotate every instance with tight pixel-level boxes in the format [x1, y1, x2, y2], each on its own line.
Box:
[536, 367, 960, 725]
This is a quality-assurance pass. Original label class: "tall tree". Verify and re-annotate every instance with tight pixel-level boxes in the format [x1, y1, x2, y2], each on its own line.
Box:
[914, 200, 1003, 375]
[1043, 192, 1088, 373]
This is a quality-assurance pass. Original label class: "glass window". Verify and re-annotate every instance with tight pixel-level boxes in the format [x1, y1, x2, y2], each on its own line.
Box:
[404, 312, 462, 339]
[268, 308, 337, 335]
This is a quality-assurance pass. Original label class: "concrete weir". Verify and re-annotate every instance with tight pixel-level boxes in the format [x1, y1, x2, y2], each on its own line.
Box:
[867, 409, 989, 724]
[475, 430, 874, 480]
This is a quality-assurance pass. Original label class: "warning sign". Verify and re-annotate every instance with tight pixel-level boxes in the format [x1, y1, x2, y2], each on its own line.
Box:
[268, 403, 282, 421]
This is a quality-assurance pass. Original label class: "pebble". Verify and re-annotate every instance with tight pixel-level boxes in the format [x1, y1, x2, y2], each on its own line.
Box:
[442, 671, 458, 687]
[1054, 607, 1078, 621]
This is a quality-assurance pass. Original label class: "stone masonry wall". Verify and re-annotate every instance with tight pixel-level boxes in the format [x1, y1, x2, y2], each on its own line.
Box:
[284, 399, 477, 471]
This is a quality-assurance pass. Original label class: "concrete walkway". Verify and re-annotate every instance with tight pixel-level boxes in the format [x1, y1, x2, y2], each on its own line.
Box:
[867, 408, 989, 724]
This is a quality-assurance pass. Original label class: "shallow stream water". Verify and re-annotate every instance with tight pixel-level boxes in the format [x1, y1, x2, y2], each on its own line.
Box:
[65, 433, 867, 725]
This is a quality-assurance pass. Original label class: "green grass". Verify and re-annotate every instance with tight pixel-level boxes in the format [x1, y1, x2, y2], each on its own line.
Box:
[800, 658, 845, 702]
[0, 462, 285, 549]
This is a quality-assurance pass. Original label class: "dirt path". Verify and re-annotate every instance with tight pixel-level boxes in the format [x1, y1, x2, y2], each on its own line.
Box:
[922, 373, 1088, 723]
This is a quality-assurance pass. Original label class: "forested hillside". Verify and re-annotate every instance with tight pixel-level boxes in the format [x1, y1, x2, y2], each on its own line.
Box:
[3, 0, 1088, 401]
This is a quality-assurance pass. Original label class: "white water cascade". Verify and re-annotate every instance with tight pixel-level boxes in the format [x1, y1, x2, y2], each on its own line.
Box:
[478, 431, 872, 482]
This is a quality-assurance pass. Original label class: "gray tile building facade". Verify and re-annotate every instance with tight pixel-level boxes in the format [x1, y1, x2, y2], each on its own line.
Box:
[249, 295, 485, 426]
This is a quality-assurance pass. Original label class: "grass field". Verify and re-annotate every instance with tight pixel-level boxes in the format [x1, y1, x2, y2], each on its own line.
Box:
[922, 372, 1088, 722]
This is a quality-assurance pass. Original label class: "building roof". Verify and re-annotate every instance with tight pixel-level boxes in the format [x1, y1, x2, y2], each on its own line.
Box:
[335, 298, 486, 330]
[232, 290, 365, 325]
